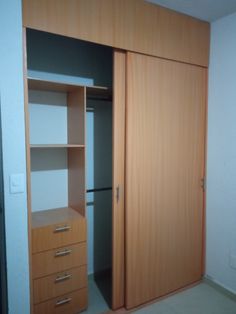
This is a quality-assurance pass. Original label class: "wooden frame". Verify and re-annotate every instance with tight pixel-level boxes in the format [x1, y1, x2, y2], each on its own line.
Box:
[28, 78, 86, 146]
[28, 78, 86, 216]
[24, 30, 91, 312]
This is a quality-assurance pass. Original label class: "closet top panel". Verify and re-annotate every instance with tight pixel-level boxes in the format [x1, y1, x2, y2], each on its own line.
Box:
[23, 0, 210, 67]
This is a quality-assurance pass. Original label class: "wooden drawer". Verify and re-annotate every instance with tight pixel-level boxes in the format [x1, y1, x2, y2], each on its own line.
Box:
[34, 265, 87, 304]
[32, 243, 87, 279]
[32, 209, 86, 253]
[34, 288, 87, 314]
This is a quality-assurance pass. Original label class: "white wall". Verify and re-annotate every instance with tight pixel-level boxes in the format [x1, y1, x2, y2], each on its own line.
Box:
[0, 0, 30, 313]
[206, 12, 236, 293]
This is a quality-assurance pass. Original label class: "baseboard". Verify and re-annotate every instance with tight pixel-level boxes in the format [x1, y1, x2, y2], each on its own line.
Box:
[204, 276, 236, 301]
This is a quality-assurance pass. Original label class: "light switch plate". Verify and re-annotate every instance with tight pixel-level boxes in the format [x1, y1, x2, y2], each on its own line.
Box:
[10, 174, 25, 194]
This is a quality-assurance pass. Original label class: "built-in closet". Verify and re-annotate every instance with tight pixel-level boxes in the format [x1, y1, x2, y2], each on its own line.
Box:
[22, 1, 210, 313]
[25, 29, 120, 313]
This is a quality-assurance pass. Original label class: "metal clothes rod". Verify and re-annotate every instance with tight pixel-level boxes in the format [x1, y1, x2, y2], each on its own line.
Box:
[86, 187, 112, 193]
[87, 96, 112, 102]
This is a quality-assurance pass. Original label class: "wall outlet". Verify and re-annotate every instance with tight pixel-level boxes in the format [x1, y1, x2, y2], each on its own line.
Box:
[229, 254, 236, 270]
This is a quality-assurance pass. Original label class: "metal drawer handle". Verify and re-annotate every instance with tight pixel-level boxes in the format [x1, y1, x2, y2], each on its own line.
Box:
[55, 297, 72, 306]
[54, 225, 71, 233]
[55, 249, 72, 257]
[55, 273, 72, 283]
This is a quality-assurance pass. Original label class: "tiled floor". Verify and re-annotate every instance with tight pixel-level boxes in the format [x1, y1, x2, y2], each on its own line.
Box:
[83, 276, 110, 314]
[83, 280, 236, 314]
[134, 283, 236, 314]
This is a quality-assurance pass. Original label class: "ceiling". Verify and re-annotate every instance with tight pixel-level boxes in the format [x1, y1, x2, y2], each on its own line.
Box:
[146, 0, 236, 21]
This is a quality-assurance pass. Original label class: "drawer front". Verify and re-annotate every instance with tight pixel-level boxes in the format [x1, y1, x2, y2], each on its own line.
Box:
[32, 243, 87, 279]
[34, 266, 87, 304]
[32, 218, 86, 253]
[34, 288, 87, 314]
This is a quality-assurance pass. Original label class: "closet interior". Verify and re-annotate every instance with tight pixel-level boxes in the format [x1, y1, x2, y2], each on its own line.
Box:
[26, 29, 113, 313]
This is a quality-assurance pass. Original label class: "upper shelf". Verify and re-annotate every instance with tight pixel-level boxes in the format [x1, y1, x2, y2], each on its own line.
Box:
[28, 77, 112, 99]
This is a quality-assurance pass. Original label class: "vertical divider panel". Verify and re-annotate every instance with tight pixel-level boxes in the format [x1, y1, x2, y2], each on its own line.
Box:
[68, 87, 86, 216]
[112, 50, 126, 310]
[67, 88, 85, 145]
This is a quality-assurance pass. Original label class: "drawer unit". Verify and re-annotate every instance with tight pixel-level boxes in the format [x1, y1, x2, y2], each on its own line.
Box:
[34, 288, 88, 314]
[31, 207, 88, 312]
[32, 242, 87, 279]
[32, 208, 86, 253]
[34, 266, 87, 304]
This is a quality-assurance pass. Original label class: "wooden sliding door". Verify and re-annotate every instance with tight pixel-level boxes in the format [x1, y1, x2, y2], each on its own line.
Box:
[125, 52, 207, 308]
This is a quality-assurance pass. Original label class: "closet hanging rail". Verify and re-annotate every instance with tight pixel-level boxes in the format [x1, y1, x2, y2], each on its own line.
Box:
[87, 96, 112, 102]
[87, 187, 112, 193]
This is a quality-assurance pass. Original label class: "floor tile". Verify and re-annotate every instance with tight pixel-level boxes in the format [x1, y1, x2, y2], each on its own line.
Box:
[133, 283, 236, 314]
[163, 283, 236, 314]
[82, 277, 110, 314]
[134, 300, 178, 314]
[82, 281, 236, 314]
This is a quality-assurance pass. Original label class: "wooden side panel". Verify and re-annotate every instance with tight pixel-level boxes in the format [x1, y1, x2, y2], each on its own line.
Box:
[67, 88, 85, 145]
[22, 0, 210, 67]
[68, 148, 86, 216]
[125, 53, 206, 308]
[112, 50, 126, 310]
[67, 88, 86, 216]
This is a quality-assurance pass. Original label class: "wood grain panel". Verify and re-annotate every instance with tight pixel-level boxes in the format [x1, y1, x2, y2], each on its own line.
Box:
[34, 288, 87, 314]
[33, 265, 87, 304]
[32, 207, 86, 253]
[67, 88, 85, 145]
[32, 242, 87, 279]
[112, 50, 126, 310]
[22, 0, 210, 67]
[68, 148, 86, 216]
[125, 53, 206, 308]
